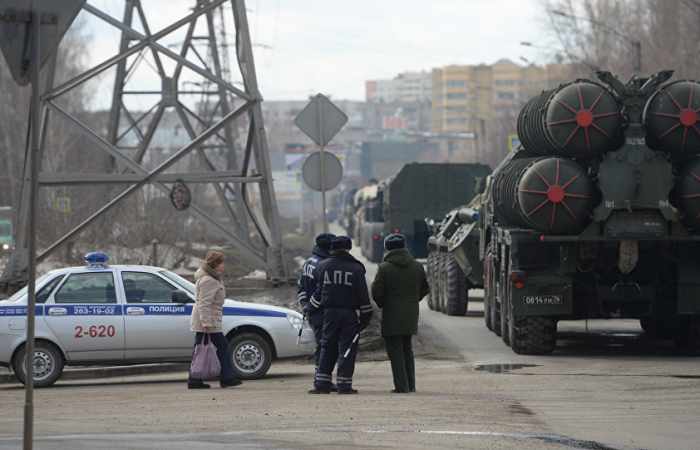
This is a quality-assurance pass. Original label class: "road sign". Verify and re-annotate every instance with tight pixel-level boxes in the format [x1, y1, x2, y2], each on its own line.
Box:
[0, 0, 85, 85]
[294, 94, 348, 147]
[302, 151, 343, 192]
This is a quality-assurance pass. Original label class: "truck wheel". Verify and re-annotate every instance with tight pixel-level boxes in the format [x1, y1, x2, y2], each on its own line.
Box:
[429, 252, 439, 311]
[12, 341, 65, 388]
[483, 245, 495, 331]
[484, 294, 492, 330]
[436, 254, 445, 313]
[229, 332, 273, 379]
[500, 297, 510, 345]
[674, 317, 700, 354]
[642, 318, 675, 339]
[441, 273, 449, 315]
[639, 318, 651, 333]
[500, 276, 510, 345]
[426, 253, 436, 310]
[441, 255, 450, 314]
[510, 316, 557, 355]
[492, 293, 502, 336]
[445, 254, 468, 316]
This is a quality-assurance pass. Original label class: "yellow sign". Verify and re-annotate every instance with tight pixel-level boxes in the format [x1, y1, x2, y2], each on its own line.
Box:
[508, 134, 521, 151]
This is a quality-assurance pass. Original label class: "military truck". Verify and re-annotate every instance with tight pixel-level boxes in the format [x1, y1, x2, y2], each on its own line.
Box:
[349, 184, 379, 241]
[426, 193, 484, 316]
[358, 163, 491, 263]
[475, 70, 700, 354]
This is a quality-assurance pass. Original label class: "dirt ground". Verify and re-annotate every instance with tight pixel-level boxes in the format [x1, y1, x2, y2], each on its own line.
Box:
[0, 327, 567, 450]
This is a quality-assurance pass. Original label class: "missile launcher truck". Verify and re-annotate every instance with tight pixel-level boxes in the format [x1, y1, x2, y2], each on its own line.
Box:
[430, 70, 700, 354]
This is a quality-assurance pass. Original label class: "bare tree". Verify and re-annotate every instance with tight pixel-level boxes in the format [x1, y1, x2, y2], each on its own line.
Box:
[544, 0, 700, 79]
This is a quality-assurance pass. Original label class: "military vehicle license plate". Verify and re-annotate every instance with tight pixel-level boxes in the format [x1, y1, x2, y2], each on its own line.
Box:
[523, 295, 563, 305]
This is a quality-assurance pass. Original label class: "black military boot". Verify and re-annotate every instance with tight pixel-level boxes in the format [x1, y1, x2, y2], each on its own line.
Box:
[308, 388, 331, 394]
[188, 381, 211, 389]
[337, 388, 358, 395]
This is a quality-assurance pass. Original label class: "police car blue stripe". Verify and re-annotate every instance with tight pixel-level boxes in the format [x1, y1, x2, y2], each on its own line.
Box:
[0, 306, 44, 316]
[223, 307, 287, 318]
[127, 304, 287, 318]
[0, 304, 287, 318]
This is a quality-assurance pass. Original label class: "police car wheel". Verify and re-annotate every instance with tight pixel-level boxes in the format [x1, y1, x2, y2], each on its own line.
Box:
[229, 332, 272, 379]
[12, 341, 64, 388]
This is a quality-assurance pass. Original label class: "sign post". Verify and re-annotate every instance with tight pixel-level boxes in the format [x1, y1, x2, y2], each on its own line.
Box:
[294, 94, 348, 232]
[0, 2, 85, 449]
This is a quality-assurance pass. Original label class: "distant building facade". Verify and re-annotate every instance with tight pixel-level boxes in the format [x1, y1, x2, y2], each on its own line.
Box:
[364, 71, 433, 134]
[431, 59, 576, 166]
[365, 71, 432, 104]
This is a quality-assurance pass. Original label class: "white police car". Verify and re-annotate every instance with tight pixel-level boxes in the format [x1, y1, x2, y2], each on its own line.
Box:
[0, 252, 315, 387]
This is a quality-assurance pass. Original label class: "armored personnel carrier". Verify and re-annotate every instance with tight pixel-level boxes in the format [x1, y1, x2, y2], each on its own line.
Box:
[479, 70, 700, 354]
[426, 192, 483, 316]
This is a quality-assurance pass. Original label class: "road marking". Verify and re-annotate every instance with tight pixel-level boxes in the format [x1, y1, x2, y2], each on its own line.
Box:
[0, 429, 628, 450]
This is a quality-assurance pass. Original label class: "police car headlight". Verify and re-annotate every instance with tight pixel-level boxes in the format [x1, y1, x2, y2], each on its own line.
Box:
[287, 314, 304, 331]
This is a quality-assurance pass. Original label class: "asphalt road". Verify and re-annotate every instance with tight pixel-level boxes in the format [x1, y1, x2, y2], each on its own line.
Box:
[359, 247, 700, 450]
[1, 243, 699, 449]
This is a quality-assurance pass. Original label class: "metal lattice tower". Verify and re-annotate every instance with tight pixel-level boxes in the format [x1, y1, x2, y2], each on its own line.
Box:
[2, 0, 288, 288]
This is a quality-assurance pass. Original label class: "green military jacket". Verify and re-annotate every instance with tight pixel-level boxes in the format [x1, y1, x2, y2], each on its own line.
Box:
[371, 248, 429, 336]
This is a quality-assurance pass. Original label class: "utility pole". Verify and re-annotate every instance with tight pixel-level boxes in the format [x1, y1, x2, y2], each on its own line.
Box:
[1, 0, 289, 289]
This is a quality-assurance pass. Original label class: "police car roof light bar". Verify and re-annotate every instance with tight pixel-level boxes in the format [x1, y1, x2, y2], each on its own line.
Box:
[84, 251, 109, 267]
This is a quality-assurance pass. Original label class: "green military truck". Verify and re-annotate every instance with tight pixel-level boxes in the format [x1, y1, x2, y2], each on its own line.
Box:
[358, 163, 491, 263]
[476, 70, 700, 354]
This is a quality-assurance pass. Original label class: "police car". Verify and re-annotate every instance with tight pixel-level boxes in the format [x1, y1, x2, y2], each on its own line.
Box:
[0, 253, 315, 387]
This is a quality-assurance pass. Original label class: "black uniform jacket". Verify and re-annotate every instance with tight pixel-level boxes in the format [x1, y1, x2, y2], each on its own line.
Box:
[310, 251, 373, 325]
[297, 246, 329, 315]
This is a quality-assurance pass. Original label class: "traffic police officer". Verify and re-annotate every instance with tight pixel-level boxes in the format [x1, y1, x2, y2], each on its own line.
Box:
[297, 233, 337, 388]
[308, 236, 373, 394]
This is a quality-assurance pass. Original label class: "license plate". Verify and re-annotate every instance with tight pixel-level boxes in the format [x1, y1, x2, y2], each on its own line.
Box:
[523, 295, 563, 305]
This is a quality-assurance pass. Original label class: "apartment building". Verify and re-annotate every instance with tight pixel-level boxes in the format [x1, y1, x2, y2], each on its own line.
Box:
[365, 71, 432, 104]
[431, 59, 575, 165]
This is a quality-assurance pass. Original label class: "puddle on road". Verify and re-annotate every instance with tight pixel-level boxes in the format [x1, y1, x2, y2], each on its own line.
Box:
[473, 363, 540, 374]
[472, 363, 700, 380]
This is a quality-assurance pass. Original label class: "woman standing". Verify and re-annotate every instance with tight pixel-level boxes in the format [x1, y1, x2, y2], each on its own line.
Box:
[188, 251, 241, 389]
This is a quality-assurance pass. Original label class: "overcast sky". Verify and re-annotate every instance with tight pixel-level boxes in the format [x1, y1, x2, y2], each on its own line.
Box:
[77, 0, 551, 107]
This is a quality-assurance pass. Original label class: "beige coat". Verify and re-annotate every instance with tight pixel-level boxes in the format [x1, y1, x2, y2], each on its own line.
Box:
[190, 268, 225, 333]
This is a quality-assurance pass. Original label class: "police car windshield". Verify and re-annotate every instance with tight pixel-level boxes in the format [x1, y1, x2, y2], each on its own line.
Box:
[6, 273, 53, 302]
[159, 270, 195, 295]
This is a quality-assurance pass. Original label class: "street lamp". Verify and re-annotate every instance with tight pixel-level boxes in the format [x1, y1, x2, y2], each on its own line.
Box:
[520, 41, 596, 70]
[549, 9, 642, 72]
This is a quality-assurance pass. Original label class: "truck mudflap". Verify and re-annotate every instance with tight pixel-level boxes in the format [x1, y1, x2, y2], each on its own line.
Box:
[512, 275, 573, 317]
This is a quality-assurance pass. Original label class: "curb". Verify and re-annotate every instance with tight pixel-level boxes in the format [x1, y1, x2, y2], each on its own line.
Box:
[0, 363, 190, 385]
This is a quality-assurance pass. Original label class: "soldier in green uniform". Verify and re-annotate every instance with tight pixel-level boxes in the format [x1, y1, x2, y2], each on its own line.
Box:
[371, 234, 429, 393]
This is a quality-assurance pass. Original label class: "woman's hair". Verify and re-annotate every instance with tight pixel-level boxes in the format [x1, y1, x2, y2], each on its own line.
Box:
[205, 250, 225, 269]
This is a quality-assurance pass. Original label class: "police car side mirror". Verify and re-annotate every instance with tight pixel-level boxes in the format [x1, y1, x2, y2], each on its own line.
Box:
[172, 290, 193, 304]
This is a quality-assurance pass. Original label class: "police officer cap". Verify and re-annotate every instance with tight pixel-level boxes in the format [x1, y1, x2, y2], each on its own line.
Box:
[331, 235, 352, 251]
[315, 233, 336, 250]
[384, 233, 406, 251]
